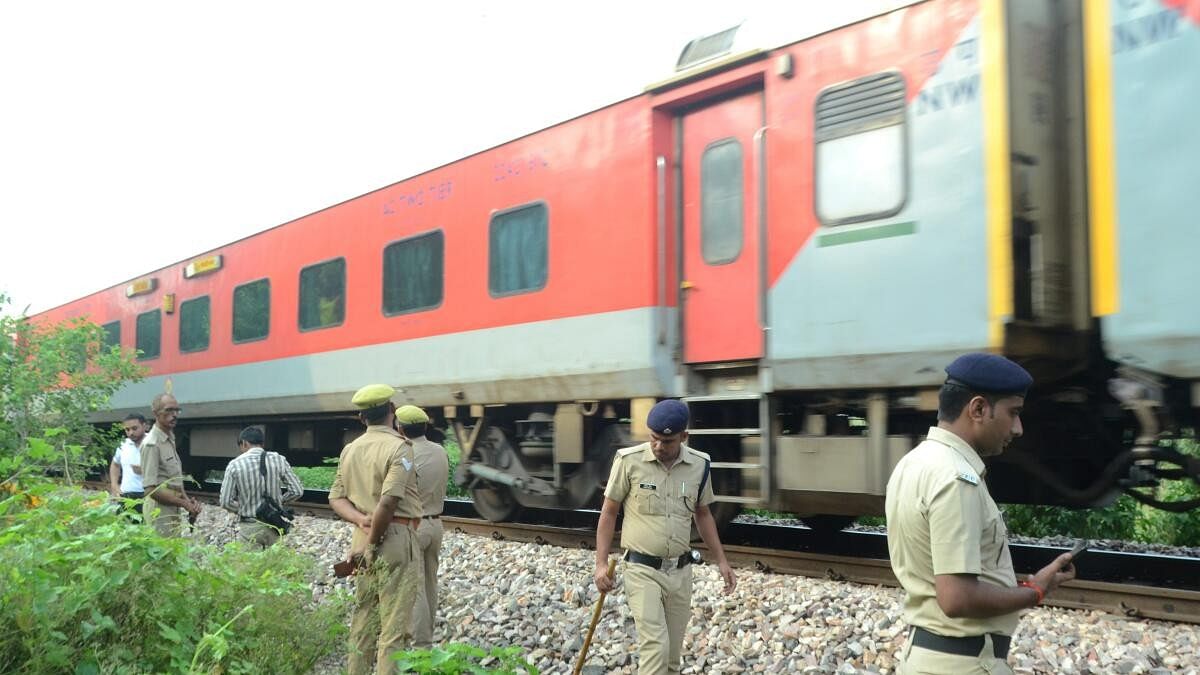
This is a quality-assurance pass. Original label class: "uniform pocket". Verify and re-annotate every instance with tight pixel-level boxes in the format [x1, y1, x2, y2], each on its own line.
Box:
[634, 489, 665, 516]
[983, 505, 1007, 567]
[162, 454, 182, 479]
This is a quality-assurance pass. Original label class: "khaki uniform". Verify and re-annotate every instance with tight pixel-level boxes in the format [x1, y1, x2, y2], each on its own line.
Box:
[604, 443, 715, 675]
[140, 425, 187, 537]
[329, 425, 423, 675]
[885, 427, 1019, 675]
[410, 435, 450, 645]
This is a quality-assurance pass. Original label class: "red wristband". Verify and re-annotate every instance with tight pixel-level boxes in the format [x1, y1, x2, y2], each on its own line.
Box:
[1019, 580, 1045, 605]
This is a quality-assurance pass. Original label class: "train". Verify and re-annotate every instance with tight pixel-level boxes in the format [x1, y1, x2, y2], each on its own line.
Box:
[34, 0, 1200, 529]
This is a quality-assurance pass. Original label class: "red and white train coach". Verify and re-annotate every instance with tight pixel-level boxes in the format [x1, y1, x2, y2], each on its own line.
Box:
[36, 0, 1200, 525]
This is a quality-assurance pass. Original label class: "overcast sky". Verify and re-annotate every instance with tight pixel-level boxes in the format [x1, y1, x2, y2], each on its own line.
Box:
[0, 1, 835, 316]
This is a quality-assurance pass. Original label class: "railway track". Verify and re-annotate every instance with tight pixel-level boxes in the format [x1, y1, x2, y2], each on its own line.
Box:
[86, 482, 1200, 624]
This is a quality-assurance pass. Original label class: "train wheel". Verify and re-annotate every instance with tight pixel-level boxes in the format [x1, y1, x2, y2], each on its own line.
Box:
[471, 485, 522, 522]
[800, 514, 856, 534]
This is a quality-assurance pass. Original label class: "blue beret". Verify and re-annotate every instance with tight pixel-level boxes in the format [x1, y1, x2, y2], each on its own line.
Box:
[647, 399, 689, 435]
[945, 353, 1033, 395]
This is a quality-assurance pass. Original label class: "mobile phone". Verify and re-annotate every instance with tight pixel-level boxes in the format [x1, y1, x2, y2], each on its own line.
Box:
[1063, 540, 1090, 569]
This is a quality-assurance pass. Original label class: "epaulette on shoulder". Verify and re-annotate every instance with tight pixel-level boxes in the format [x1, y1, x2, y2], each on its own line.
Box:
[950, 454, 980, 486]
[616, 445, 644, 457]
[685, 446, 711, 461]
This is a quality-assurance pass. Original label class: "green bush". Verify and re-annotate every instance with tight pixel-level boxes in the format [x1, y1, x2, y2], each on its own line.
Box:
[1003, 439, 1200, 547]
[293, 465, 336, 490]
[295, 431, 469, 498]
[1003, 496, 1141, 542]
[0, 474, 350, 674]
[443, 435, 468, 499]
[391, 643, 538, 674]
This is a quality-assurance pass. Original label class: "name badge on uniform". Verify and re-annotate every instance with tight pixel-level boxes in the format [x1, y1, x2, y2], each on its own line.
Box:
[638, 482, 657, 490]
[401, 458, 413, 471]
[956, 471, 979, 485]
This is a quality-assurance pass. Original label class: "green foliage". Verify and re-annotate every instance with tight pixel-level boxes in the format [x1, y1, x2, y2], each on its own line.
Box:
[0, 292, 145, 482]
[391, 643, 539, 674]
[295, 431, 470, 499]
[1132, 438, 1200, 546]
[293, 465, 336, 490]
[1004, 496, 1141, 541]
[0, 467, 350, 674]
[1002, 438, 1200, 547]
[292, 427, 470, 497]
[443, 435, 467, 499]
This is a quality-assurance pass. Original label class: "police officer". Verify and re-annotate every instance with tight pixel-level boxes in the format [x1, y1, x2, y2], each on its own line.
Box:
[594, 399, 737, 675]
[885, 353, 1076, 674]
[141, 393, 201, 536]
[328, 384, 423, 675]
[396, 404, 449, 647]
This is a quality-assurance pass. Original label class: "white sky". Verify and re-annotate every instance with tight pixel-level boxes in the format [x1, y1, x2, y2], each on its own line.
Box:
[0, 1, 833, 316]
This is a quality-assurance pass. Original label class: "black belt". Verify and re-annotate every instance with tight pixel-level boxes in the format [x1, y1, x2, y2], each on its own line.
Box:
[625, 550, 694, 571]
[423, 514, 440, 519]
[911, 626, 1011, 659]
[119, 491, 144, 499]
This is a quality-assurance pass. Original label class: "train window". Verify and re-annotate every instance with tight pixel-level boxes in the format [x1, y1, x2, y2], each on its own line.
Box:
[814, 72, 907, 226]
[383, 230, 444, 315]
[299, 258, 346, 331]
[489, 202, 548, 296]
[135, 309, 161, 360]
[179, 296, 211, 353]
[101, 321, 120, 349]
[701, 138, 744, 265]
[233, 278, 270, 343]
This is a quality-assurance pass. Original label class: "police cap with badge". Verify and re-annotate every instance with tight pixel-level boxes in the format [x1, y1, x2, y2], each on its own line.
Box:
[351, 383, 395, 419]
[944, 352, 1033, 395]
[396, 404, 429, 428]
[647, 399, 689, 435]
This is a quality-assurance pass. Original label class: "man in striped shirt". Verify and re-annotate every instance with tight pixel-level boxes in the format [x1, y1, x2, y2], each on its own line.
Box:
[219, 426, 304, 548]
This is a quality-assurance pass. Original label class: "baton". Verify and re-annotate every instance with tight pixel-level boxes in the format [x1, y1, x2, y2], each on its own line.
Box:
[573, 557, 617, 675]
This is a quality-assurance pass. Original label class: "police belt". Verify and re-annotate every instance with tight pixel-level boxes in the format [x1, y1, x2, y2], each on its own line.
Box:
[625, 550, 695, 571]
[911, 626, 1011, 659]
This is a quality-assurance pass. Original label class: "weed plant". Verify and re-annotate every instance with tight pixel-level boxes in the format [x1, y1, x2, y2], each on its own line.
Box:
[0, 479, 351, 674]
[391, 643, 539, 674]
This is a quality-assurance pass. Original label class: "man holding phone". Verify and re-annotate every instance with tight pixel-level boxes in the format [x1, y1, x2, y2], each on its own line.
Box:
[886, 353, 1077, 674]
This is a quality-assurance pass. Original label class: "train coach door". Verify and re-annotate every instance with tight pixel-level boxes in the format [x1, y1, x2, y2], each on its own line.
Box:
[680, 91, 764, 363]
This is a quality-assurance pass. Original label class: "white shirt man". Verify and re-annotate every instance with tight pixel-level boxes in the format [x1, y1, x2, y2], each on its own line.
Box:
[109, 414, 147, 498]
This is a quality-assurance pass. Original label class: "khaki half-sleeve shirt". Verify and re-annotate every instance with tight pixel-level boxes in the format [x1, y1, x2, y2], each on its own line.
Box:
[329, 425, 421, 520]
[140, 425, 183, 490]
[411, 436, 450, 517]
[885, 426, 1020, 637]
[604, 443, 715, 560]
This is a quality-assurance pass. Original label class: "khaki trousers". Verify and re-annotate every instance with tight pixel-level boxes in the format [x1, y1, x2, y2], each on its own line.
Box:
[237, 521, 280, 549]
[898, 632, 1014, 675]
[143, 501, 186, 538]
[623, 560, 693, 675]
[411, 517, 444, 646]
[347, 524, 420, 675]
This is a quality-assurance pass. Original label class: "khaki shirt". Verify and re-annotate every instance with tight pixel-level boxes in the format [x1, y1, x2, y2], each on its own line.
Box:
[411, 436, 449, 517]
[604, 443, 715, 560]
[140, 424, 183, 490]
[885, 426, 1019, 637]
[329, 425, 422, 523]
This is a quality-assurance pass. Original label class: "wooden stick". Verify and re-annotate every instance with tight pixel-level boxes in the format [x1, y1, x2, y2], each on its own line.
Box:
[573, 557, 618, 675]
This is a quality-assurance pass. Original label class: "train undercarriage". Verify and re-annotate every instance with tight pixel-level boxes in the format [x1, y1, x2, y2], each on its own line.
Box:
[168, 352, 1200, 531]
